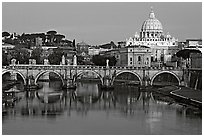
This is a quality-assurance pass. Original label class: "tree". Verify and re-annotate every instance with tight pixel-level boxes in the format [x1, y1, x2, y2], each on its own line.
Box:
[99, 41, 117, 49]
[108, 56, 117, 66]
[48, 48, 63, 65]
[2, 31, 10, 37]
[176, 49, 201, 59]
[77, 55, 85, 65]
[47, 30, 57, 43]
[30, 48, 43, 64]
[54, 34, 65, 45]
[92, 55, 117, 66]
[12, 48, 30, 64]
[2, 51, 9, 66]
[73, 39, 76, 48]
[47, 30, 57, 35]
[92, 55, 106, 66]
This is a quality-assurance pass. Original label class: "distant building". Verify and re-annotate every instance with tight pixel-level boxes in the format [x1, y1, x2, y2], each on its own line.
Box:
[102, 49, 120, 65]
[41, 48, 54, 59]
[125, 8, 179, 65]
[2, 43, 15, 50]
[186, 39, 202, 47]
[190, 52, 202, 68]
[59, 46, 76, 61]
[77, 41, 89, 55]
[99, 41, 117, 49]
[35, 37, 43, 47]
[76, 41, 90, 61]
[116, 45, 151, 67]
[185, 39, 202, 52]
[88, 47, 100, 56]
[117, 41, 126, 48]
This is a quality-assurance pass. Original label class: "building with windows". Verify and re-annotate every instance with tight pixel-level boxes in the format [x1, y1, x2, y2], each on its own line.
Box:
[76, 41, 91, 62]
[185, 39, 202, 52]
[118, 45, 151, 67]
[126, 8, 179, 65]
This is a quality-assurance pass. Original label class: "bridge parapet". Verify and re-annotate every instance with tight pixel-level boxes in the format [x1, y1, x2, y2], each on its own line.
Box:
[3, 64, 183, 71]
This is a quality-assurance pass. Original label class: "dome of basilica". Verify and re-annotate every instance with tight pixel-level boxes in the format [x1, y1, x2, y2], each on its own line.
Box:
[141, 9, 163, 32]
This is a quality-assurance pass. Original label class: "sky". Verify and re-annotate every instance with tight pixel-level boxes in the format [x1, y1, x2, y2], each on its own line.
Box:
[2, 2, 202, 45]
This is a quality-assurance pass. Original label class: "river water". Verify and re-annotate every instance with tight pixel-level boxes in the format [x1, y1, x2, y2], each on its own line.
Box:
[2, 81, 202, 135]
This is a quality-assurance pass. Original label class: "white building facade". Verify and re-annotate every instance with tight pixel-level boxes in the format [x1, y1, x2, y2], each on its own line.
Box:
[126, 8, 179, 65]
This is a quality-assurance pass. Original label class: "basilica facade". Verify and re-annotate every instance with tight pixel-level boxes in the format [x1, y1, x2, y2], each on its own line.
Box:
[125, 8, 179, 66]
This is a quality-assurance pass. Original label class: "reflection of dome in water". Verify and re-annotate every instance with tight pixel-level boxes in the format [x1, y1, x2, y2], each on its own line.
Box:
[141, 8, 163, 33]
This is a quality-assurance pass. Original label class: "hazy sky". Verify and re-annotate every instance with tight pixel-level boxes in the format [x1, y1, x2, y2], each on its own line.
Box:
[2, 2, 202, 45]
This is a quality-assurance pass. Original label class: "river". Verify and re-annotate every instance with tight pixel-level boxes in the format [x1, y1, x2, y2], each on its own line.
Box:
[2, 81, 202, 135]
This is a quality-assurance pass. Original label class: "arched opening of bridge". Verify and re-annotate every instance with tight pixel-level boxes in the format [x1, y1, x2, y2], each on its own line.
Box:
[2, 71, 26, 91]
[73, 71, 103, 103]
[74, 71, 103, 84]
[113, 72, 142, 86]
[112, 72, 142, 93]
[151, 72, 180, 86]
[35, 71, 64, 91]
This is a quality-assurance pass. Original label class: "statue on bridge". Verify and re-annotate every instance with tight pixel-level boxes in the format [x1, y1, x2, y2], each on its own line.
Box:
[73, 55, 77, 66]
[106, 59, 109, 68]
[11, 58, 16, 66]
[62, 55, 66, 65]
[44, 59, 49, 65]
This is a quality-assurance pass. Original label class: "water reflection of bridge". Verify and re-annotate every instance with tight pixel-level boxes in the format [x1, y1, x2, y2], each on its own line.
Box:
[2, 86, 167, 117]
[3, 86, 200, 119]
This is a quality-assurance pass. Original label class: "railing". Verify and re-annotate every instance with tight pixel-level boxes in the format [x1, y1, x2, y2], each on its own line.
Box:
[3, 64, 183, 71]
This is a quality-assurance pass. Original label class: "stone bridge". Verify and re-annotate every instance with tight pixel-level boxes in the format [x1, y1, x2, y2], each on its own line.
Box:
[2, 65, 184, 88]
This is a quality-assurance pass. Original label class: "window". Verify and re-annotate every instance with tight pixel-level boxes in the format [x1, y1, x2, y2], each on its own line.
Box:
[130, 57, 132, 61]
[138, 56, 141, 61]
[151, 57, 154, 62]
[161, 56, 164, 62]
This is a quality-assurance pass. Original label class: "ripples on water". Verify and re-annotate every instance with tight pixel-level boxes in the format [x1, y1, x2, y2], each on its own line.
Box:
[2, 81, 202, 135]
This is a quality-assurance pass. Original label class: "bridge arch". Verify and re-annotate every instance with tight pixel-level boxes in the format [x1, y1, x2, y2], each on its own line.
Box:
[73, 70, 103, 84]
[2, 69, 26, 85]
[150, 71, 181, 86]
[35, 70, 65, 86]
[111, 70, 142, 85]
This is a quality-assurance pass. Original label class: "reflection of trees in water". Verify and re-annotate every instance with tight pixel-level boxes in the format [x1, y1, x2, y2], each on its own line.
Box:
[114, 85, 139, 93]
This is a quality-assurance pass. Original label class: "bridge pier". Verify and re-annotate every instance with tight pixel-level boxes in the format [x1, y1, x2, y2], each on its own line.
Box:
[101, 75, 114, 90]
[64, 78, 76, 89]
[10, 71, 17, 81]
[25, 75, 39, 90]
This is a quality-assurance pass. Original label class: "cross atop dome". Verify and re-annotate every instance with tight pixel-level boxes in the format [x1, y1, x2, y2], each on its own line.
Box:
[149, 6, 155, 19]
